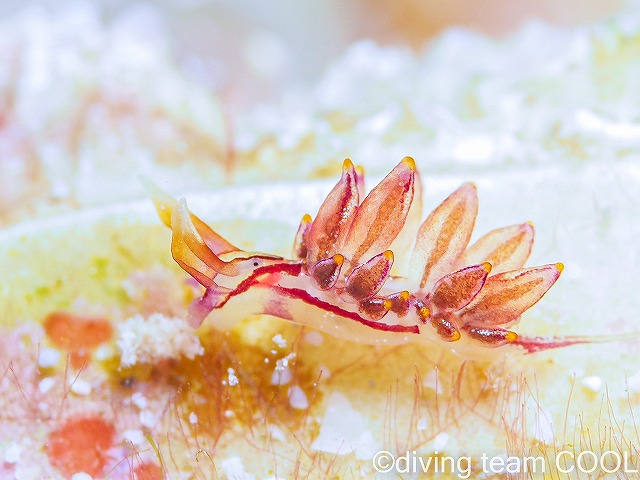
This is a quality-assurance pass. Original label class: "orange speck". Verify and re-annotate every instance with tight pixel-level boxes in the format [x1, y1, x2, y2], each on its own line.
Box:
[44, 311, 113, 351]
[70, 350, 90, 370]
[133, 462, 164, 480]
[47, 416, 115, 478]
[401, 156, 416, 170]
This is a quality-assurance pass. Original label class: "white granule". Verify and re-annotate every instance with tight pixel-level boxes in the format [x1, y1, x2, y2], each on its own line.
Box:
[581, 375, 602, 392]
[271, 333, 287, 348]
[288, 385, 309, 410]
[139, 409, 158, 428]
[628, 371, 640, 392]
[189, 412, 198, 424]
[268, 424, 286, 442]
[94, 344, 115, 361]
[38, 377, 55, 394]
[270, 366, 292, 386]
[123, 429, 145, 446]
[220, 456, 255, 480]
[277, 353, 296, 369]
[417, 417, 428, 431]
[116, 313, 204, 367]
[227, 367, 239, 386]
[70, 379, 91, 396]
[304, 330, 324, 346]
[4, 443, 22, 463]
[533, 409, 555, 444]
[38, 347, 60, 368]
[311, 392, 381, 459]
[70, 473, 93, 480]
[433, 432, 449, 450]
[15, 464, 41, 480]
[423, 369, 443, 394]
[131, 392, 148, 409]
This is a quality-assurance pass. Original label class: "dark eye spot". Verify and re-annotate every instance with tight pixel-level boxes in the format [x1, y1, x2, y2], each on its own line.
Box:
[253, 261, 259, 267]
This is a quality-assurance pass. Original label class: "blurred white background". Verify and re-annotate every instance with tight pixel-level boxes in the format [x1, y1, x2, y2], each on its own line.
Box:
[0, 0, 625, 107]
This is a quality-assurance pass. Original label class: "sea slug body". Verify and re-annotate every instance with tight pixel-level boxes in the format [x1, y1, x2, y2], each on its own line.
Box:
[150, 158, 573, 359]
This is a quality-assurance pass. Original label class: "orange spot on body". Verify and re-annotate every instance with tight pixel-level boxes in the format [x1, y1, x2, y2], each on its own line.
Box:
[133, 462, 163, 480]
[47, 416, 115, 478]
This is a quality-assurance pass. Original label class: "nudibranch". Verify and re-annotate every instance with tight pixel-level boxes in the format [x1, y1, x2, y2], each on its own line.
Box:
[150, 158, 586, 358]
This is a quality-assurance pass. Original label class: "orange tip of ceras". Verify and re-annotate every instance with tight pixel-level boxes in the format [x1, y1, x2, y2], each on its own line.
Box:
[481, 262, 492, 274]
[333, 254, 345, 266]
[382, 299, 393, 311]
[301, 214, 312, 224]
[451, 330, 462, 342]
[556, 262, 565, 272]
[342, 158, 355, 171]
[383, 250, 394, 262]
[401, 156, 416, 170]
[505, 331, 518, 343]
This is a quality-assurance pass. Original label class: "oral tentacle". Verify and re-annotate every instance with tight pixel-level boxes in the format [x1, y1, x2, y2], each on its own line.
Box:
[172, 199, 240, 277]
[144, 178, 239, 254]
[169, 207, 217, 288]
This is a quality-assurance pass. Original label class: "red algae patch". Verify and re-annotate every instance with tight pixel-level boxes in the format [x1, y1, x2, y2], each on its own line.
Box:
[44, 311, 113, 368]
[133, 462, 163, 480]
[44, 311, 113, 350]
[46, 416, 116, 478]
